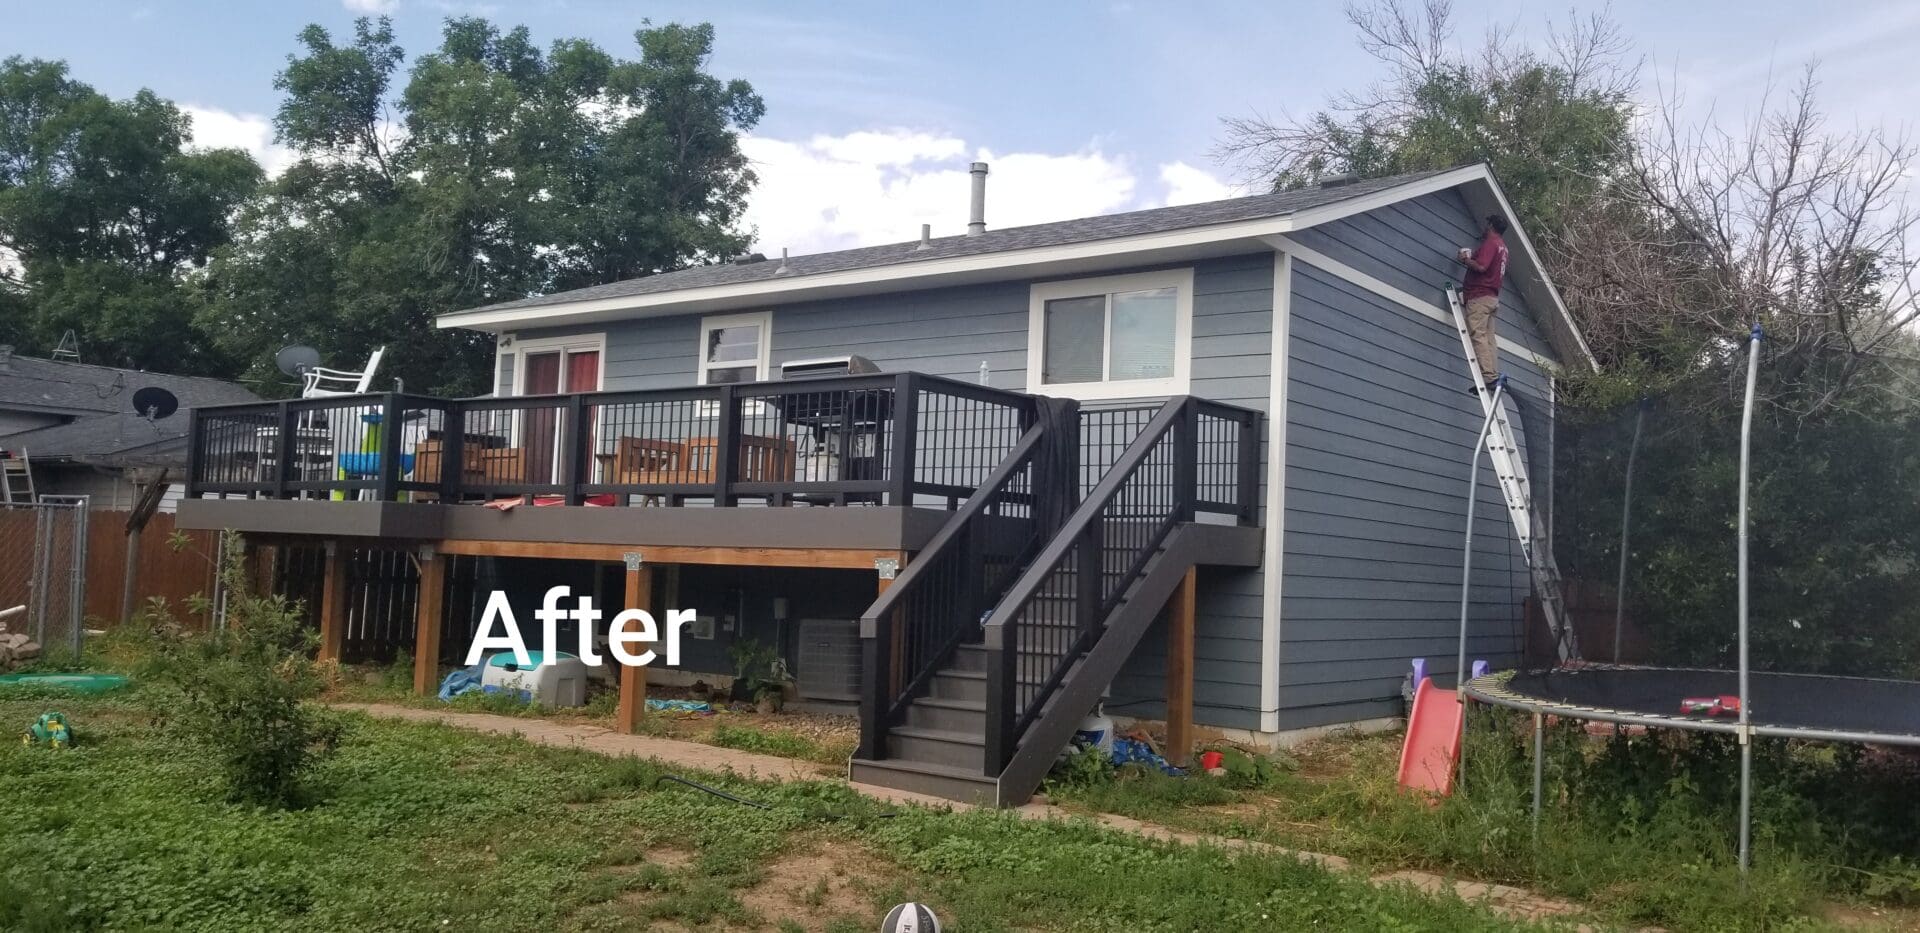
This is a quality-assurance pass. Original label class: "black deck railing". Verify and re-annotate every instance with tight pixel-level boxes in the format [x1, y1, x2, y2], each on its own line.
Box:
[855, 394, 1260, 766]
[185, 373, 1037, 508]
[981, 397, 1259, 774]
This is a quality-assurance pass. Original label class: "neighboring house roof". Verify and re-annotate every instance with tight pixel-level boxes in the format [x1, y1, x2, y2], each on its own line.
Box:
[0, 413, 189, 468]
[437, 163, 1594, 371]
[0, 348, 261, 468]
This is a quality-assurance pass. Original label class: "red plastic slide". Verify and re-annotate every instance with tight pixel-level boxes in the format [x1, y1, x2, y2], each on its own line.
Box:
[1397, 677, 1464, 796]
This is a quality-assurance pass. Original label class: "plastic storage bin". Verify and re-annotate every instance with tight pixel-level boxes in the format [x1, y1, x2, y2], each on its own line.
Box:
[480, 651, 588, 707]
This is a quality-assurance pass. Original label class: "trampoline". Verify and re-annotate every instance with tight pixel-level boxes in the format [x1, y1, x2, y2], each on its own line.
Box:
[1446, 324, 1920, 875]
[1464, 666, 1920, 749]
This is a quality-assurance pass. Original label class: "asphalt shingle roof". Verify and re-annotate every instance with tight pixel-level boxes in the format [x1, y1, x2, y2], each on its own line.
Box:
[455, 168, 1454, 317]
[0, 353, 259, 417]
[0, 351, 260, 464]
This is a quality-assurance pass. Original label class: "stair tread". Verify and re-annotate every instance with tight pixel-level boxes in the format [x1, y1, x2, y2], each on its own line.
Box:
[889, 725, 984, 746]
[910, 696, 985, 712]
[849, 756, 994, 785]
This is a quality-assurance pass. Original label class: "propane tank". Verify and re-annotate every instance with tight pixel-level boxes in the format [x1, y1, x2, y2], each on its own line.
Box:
[1074, 702, 1115, 757]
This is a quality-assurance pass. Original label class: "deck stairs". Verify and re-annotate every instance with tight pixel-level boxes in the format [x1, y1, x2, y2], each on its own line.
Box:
[848, 397, 1261, 806]
[1445, 285, 1578, 663]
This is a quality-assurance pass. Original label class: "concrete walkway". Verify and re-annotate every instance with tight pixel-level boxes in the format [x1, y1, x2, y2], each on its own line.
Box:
[334, 702, 1601, 929]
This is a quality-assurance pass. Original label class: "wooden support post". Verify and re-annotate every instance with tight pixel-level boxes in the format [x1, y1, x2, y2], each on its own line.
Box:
[1165, 566, 1198, 767]
[616, 552, 653, 735]
[413, 548, 446, 695]
[318, 541, 348, 663]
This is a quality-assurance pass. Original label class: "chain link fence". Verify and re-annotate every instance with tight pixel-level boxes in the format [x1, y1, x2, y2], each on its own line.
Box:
[0, 499, 89, 655]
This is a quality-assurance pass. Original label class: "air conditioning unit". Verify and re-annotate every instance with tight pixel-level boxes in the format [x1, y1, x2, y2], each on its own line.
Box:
[779, 355, 880, 380]
[796, 618, 861, 702]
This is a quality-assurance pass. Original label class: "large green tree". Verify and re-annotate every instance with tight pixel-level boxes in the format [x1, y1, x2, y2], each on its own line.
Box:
[0, 57, 261, 372]
[1223, 3, 1920, 676]
[1217, 1, 1636, 236]
[205, 16, 765, 396]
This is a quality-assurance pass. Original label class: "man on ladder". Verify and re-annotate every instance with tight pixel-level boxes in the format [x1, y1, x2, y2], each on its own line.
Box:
[1456, 214, 1510, 388]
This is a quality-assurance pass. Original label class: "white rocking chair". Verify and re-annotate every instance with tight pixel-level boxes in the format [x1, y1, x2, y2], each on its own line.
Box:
[302, 347, 386, 398]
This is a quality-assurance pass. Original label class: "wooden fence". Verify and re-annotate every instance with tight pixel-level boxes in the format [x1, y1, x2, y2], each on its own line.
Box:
[86, 512, 221, 625]
[272, 544, 480, 665]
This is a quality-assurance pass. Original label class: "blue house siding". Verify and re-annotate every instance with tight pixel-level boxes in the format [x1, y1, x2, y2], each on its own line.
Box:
[1108, 252, 1274, 733]
[1277, 188, 1557, 730]
[493, 253, 1278, 733]
[478, 182, 1573, 737]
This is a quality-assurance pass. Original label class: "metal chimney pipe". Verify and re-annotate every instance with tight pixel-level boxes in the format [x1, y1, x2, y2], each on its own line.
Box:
[967, 161, 989, 235]
[916, 223, 932, 250]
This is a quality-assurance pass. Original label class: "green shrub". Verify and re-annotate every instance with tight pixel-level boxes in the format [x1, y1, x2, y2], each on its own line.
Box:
[142, 532, 345, 808]
[1043, 743, 1116, 794]
[1215, 747, 1288, 789]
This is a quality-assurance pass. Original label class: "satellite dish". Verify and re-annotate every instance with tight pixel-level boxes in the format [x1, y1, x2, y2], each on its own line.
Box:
[131, 386, 179, 422]
[275, 345, 323, 377]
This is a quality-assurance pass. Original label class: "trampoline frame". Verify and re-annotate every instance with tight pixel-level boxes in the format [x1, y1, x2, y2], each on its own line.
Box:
[1462, 665, 1920, 750]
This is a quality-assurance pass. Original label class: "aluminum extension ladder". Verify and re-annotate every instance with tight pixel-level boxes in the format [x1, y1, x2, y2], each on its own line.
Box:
[1445, 286, 1579, 663]
[2, 449, 35, 504]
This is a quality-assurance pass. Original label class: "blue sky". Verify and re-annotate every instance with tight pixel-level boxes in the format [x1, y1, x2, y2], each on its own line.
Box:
[10, 1, 1920, 254]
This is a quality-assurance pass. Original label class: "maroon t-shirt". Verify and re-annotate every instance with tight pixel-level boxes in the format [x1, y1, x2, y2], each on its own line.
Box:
[1463, 230, 1508, 300]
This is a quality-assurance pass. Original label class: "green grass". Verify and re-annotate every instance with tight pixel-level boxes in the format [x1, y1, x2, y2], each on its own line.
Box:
[0, 686, 1549, 932]
[709, 723, 856, 766]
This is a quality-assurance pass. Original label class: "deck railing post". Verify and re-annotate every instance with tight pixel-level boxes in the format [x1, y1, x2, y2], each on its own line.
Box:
[272, 401, 295, 500]
[857, 612, 891, 760]
[376, 393, 403, 502]
[983, 619, 1015, 776]
[185, 407, 204, 498]
[712, 385, 738, 507]
[889, 372, 919, 506]
[440, 400, 465, 502]
[1076, 520, 1104, 637]
[1038, 396, 1080, 532]
[1237, 410, 1261, 525]
[1174, 399, 1198, 523]
[564, 393, 590, 506]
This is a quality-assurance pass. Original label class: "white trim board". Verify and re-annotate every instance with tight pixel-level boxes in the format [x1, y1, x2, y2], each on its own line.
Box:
[1259, 250, 1291, 735]
[435, 164, 1593, 372]
[1262, 235, 1550, 366]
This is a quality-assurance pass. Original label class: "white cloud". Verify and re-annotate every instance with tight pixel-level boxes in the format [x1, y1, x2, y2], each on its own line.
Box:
[1159, 161, 1236, 206]
[343, 0, 398, 13]
[740, 129, 1235, 256]
[182, 106, 297, 178]
[1144, 163, 1236, 208]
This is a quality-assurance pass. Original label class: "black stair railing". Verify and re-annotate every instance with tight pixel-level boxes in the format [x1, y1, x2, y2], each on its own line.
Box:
[981, 396, 1259, 774]
[855, 398, 1079, 761]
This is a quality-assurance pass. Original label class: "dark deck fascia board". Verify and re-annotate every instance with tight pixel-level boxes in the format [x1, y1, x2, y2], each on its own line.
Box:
[176, 499, 952, 553]
[1184, 522, 1264, 567]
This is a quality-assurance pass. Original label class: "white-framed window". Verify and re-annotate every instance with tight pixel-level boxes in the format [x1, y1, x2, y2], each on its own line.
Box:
[510, 332, 606, 396]
[697, 311, 772, 385]
[1026, 269, 1193, 401]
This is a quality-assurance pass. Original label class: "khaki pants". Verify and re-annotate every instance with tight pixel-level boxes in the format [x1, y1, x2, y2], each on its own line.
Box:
[1464, 295, 1499, 382]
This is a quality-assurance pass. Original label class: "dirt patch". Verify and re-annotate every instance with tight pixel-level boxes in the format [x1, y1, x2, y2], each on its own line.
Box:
[1824, 902, 1920, 930]
[646, 846, 696, 872]
[735, 838, 890, 930]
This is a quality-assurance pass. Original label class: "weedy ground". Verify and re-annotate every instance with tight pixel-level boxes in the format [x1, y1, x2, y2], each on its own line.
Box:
[0, 685, 1548, 933]
[1041, 719, 1920, 933]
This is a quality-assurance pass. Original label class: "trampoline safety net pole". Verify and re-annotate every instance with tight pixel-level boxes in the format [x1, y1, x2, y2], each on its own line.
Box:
[1615, 400, 1647, 663]
[1737, 324, 1763, 878]
[1457, 379, 1508, 791]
